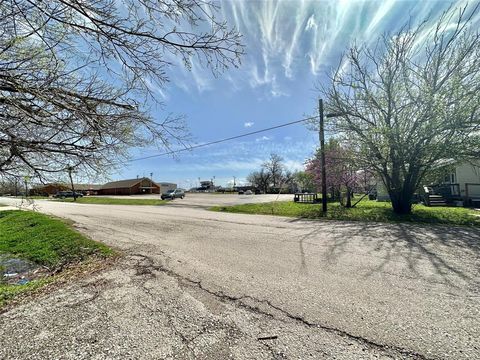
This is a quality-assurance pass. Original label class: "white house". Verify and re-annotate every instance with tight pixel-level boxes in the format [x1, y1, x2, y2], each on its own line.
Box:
[375, 160, 480, 206]
[439, 161, 480, 203]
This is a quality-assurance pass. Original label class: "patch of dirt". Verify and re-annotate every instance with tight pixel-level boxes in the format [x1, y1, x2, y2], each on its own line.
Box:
[0, 254, 120, 313]
[1, 255, 47, 285]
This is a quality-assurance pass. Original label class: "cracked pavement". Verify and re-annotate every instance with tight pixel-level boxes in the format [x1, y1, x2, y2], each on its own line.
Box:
[0, 194, 479, 359]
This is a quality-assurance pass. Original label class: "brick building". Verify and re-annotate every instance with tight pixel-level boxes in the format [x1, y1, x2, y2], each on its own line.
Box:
[98, 178, 160, 195]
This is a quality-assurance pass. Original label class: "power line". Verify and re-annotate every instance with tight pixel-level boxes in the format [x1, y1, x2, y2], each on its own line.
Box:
[127, 115, 317, 163]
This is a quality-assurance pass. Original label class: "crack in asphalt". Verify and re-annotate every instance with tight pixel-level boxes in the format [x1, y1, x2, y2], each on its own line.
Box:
[131, 255, 241, 359]
[131, 258, 198, 358]
[129, 253, 435, 360]
[65, 278, 113, 308]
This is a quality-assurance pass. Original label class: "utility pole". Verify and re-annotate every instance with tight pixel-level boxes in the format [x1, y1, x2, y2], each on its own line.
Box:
[319, 99, 327, 213]
[233, 176, 236, 190]
[67, 166, 77, 201]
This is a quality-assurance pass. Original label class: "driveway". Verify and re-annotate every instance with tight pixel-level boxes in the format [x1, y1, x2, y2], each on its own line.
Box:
[0, 196, 479, 359]
[99, 193, 294, 208]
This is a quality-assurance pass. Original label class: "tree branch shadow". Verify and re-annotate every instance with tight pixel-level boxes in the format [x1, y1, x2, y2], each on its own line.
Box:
[285, 218, 480, 288]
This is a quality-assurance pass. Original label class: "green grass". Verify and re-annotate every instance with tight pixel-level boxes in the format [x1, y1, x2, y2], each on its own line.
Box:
[54, 197, 167, 205]
[211, 199, 480, 227]
[0, 278, 53, 307]
[0, 210, 112, 307]
[0, 210, 112, 267]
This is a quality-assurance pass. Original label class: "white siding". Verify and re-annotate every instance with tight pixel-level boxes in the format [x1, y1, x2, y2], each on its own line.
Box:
[456, 162, 480, 198]
[376, 181, 390, 201]
[159, 183, 177, 193]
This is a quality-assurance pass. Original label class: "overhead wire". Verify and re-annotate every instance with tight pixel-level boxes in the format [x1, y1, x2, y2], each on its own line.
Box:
[126, 115, 317, 163]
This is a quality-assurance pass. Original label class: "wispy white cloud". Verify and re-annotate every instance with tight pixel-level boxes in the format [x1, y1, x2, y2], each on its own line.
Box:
[244, 121, 254, 128]
[179, 158, 264, 172]
[284, 159, 305, 172]
[156, 1, 480, 99]
[256, 135, 271, 142]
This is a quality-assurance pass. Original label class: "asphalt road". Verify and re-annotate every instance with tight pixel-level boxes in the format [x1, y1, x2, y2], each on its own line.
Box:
[0, 195, 479, 359]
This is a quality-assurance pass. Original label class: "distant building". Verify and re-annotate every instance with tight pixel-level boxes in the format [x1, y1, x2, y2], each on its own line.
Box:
[98, 177, 160, 195]
[159, 182, 177, 193]
[29, 183, 101, 196]
[200, 180, 213, 188]
[198, 180, 214, 192]
[29, 183, 69, 196]
[72, 184, 102, 195]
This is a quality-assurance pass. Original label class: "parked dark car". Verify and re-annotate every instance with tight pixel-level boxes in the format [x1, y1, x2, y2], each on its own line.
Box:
[161, 189, 185, 200]
[53, 191, 84, 198]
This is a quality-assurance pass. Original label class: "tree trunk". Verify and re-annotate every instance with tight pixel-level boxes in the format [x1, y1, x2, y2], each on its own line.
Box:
[345, 187, 352, 208]
[389, 190, 413, 214]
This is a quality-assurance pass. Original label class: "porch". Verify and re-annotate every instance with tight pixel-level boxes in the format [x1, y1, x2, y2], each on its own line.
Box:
[423, 183, 480, 207]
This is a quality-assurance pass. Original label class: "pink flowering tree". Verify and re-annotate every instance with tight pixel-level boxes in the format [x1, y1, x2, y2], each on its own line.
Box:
[306, 139, 360, 207]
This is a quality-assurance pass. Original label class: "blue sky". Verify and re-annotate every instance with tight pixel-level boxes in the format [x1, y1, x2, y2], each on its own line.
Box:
[107, 0, 476, 189]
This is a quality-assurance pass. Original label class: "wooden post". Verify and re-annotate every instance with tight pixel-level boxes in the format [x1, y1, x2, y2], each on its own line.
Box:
[319, 99, 327, 213]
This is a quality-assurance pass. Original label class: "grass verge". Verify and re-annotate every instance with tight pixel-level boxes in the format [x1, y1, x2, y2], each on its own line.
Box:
[54, 197, 167, 205]
[0, 278, 53, 308]
[0, 210, 113, 307]
[210, 199, 480, 227]
[15, 196, 50, 199]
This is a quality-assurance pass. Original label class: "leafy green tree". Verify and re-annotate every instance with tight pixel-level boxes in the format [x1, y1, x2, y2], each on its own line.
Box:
[294, 171, 315, 192]
[320, 5, 480, 214]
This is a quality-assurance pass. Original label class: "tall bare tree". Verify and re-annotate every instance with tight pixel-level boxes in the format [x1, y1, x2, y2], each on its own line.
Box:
[247, 169, 271, 194]
[0, 0, 243, 179]
[321, 5, 480, 214]
[262, 153, 285, 189]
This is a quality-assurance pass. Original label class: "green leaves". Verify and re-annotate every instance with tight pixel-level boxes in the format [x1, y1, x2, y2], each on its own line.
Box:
[322, 5, 480, 213]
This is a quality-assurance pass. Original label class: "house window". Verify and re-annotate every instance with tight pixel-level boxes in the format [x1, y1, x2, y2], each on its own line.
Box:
[444, 173, 455, 183]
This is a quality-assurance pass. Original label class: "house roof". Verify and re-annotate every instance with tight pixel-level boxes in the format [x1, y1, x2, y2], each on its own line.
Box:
[33, 183, 101, 190]
[100, 177, 159, 190]
[74, 184, 102, 191]
[32, 183, 67, 189]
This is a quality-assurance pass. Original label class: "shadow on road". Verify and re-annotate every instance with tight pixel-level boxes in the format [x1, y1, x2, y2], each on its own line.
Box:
[286, 219, 480, 287]
[162, 202, 213, 210]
